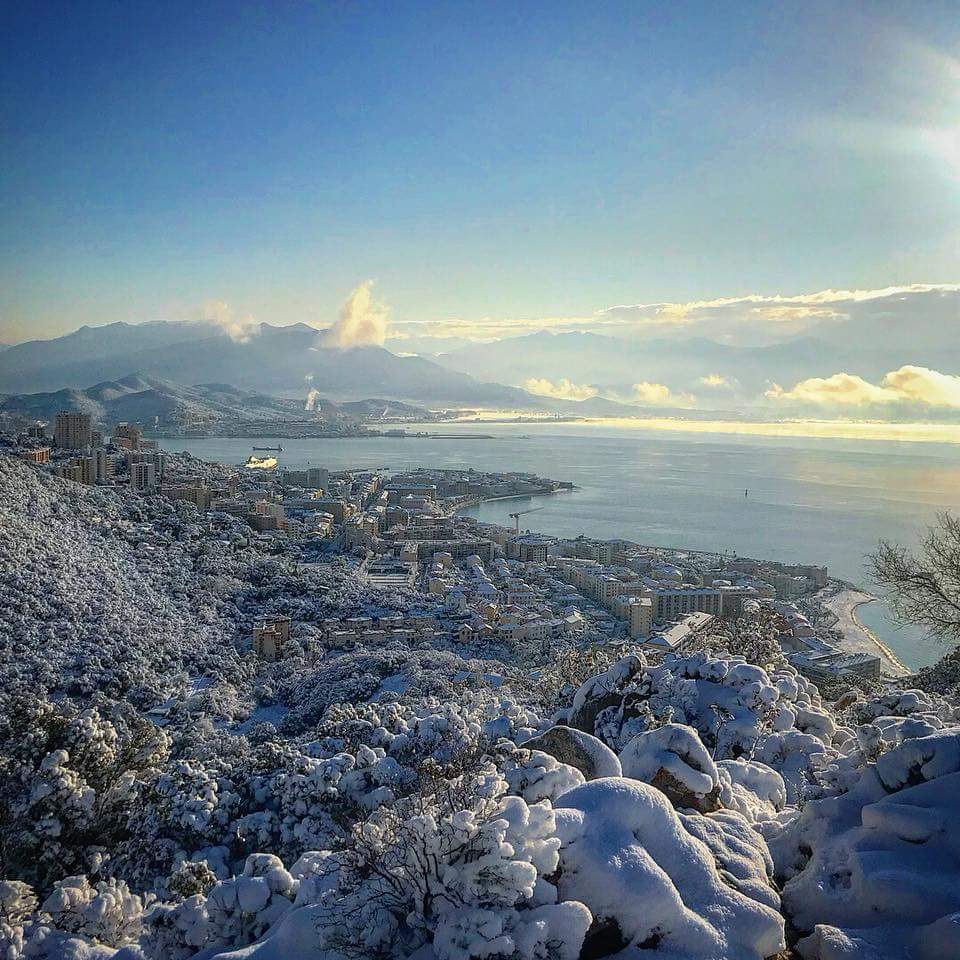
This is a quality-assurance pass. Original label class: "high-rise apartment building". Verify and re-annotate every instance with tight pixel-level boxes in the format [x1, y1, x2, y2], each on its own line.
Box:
[613, 594, 654, 639]
[54, 411, 93, 449]
[94, 447, 115, 481]
[131, 461, 158, 493]
[128, 450, 166, 481]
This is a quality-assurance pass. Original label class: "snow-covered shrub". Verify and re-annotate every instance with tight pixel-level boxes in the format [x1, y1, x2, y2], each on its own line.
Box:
[0, 880, 36, 960]
[0, 693, 173, 892]
[553, 777, 785, 959]
[301, 770, 585, 959]
[502, 748, 585, 803]
[203, 854, 298, 950]
[141, 895, 210, 960]
[39, 874, 144, 947]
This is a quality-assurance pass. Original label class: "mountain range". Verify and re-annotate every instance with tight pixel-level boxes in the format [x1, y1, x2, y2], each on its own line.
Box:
[430, 329, 950, 400]
[11, 318, 942, 417]
[0, 373, 443, 428]
[0, 321, 670, 416]
[0, 374, 300, 425]
[0, 321, 538, 408]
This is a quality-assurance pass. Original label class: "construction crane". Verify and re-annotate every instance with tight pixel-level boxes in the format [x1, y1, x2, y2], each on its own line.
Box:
[509, 506, 544, 533]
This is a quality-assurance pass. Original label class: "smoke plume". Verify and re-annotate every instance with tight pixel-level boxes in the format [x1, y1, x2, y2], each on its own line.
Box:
[201, 300, 260, 343]
[320, 281, 390, 348]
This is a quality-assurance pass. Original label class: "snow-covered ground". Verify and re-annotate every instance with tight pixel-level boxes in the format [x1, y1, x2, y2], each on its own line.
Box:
[3, 453, 960, 960]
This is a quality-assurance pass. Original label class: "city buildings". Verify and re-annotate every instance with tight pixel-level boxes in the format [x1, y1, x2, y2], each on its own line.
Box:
[162, 483, 214, 509]
[94, 447, 115, 481]
[9, 435, 872, 679]
[131, 461, 158, 493]
[643, 582, 723, 620]
[129, 450, 166, 481]
[253, 615, 291, 661]
[281, 466, 329, 491]
[646, 611, 716, 650]
[112, 423, 142, 451]
[54, 411, 93, 449]
[19, 447, 50, 464]
[508, 534, 552, 563]
[612, 594, 654, 639]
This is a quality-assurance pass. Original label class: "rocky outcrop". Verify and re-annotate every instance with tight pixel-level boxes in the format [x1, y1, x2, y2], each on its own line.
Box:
[524, 725, 622, 780]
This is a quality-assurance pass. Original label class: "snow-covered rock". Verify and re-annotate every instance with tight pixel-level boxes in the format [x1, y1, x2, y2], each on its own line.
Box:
[553, 777, 785, 960]
[521, 724, 622, 780]
[619, 722, 721, 812]
[771, 728, 960, 955]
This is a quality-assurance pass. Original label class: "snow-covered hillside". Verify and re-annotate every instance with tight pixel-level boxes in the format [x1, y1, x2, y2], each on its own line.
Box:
[2, 454, 960, 960]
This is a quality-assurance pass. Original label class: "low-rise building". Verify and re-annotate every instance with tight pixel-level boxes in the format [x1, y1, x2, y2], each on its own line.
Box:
[163, 483, 213, 509]
[613, 594, 654, 639]
[647, 611, 715, 650]
[789, 650, 882, 680]
[253, 615, 290, 661]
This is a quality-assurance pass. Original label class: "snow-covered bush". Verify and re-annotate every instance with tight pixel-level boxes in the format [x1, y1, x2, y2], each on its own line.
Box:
[39, 875, 145, 948]
[553, 777, 785, 959]
[302, 769, 585, 959]
[502, 748, 585, 803]
[0, 880, 36, 960]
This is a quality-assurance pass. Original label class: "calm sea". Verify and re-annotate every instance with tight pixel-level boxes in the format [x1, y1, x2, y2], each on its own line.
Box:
[159, 422, 960, 669]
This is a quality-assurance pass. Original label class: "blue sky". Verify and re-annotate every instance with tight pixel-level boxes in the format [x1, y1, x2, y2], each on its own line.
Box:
[1, 0, 958, 342]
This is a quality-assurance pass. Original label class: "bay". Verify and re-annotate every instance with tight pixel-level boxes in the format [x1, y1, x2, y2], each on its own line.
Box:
[159, 421, 960, 669]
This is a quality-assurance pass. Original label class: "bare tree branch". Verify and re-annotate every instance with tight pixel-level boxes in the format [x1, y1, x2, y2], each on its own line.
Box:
[869, 512, 960, 643]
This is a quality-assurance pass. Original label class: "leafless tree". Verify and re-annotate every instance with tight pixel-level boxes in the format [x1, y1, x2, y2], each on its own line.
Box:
[870, 512, 960, 642]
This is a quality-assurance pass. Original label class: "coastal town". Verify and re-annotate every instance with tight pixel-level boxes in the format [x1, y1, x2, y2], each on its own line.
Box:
[9, 8, 960, 957]
[3, 409, 900, 684]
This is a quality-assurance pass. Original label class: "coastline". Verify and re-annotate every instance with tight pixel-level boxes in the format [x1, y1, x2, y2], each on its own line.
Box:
[450, 486, 569, 517]
[821, 589, 911, 677]
[850, 598, 912, 676]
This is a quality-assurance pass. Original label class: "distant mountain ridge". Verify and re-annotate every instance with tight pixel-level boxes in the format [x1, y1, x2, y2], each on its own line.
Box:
[0, 373, 309, 425]
[430, 329, 960, 399]
[0, 321, 540, 408]
[0, 373, 457, 428]
[0, 371, 660, 428]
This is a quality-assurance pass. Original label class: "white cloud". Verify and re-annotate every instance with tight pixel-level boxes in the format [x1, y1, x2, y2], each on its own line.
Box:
[631, 381, 695, 406]
[699, 373, 733, 388]
[524, 376, 599, 401]
[385, 283, 960, 349]
[883, 366, 960, 407]
[320, 281, 390, 349]
[766, 365, 960, 409]
[201, 300, 260, 343]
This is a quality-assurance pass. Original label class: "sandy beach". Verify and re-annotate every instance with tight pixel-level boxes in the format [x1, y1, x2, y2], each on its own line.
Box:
[822, 589, 911, 677]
